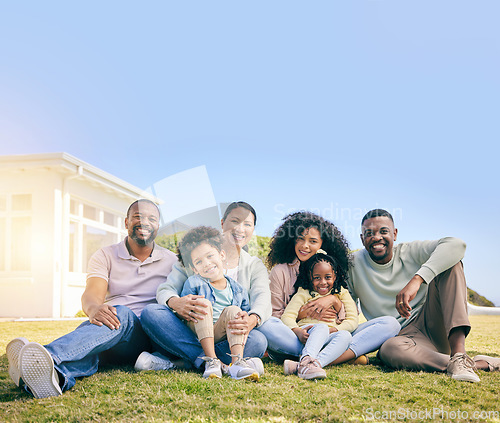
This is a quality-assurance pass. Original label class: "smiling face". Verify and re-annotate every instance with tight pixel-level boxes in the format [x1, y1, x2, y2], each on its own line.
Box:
[221, 206, 255, 248]
[295, 226, 323, 262]
[311, 260, 336, 295]
[190, 242, 226, 282]
[125, 201, 160, 246]
[360, 216, 398, 264]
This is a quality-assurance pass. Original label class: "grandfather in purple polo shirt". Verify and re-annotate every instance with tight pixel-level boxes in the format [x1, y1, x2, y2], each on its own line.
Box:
[6, 199, 177, 399]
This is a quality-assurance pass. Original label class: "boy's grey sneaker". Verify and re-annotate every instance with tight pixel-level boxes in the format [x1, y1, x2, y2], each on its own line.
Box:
[244, 357, 264, 376]
[228, 357, 259, 381]
[473, 355, 500, 372]
[447, 353, 480, 383]
[202, 357, 222, 379]
[134, 352, 176, 372]
[6, 337, 29, 387]
[19, 342, 62, 399]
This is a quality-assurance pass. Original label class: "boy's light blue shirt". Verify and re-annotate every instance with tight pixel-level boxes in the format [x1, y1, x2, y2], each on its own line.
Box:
[180, 274, 251, 319]
[211, 283, 233, 323]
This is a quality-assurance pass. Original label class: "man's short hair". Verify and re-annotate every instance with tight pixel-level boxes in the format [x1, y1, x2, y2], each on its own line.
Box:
[127, 199, 160, 218]
[177, 226, 223, 268]
[361, 209, 394, 225]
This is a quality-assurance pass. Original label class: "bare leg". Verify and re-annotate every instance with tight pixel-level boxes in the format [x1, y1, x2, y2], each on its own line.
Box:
[448, 326, 466, 356]
[200, 337, 217, 358]
[331, 348, 356, 364]
[230, 344, 244, 364]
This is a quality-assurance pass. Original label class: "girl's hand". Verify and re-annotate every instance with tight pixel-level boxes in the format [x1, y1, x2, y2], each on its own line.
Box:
[227, 311, 256, 335]
[293, 325, 312, 344]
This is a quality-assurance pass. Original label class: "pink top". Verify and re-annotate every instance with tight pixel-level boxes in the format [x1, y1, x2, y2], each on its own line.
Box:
[86, 238, 177, 317]
[269, 260, 300, 318]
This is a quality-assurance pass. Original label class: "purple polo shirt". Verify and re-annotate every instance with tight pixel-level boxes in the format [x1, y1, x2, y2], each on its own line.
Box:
[86, 238, 177, 317]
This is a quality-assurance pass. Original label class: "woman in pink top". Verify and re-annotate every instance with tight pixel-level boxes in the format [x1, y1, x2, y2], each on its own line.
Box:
[258, 211, 400, 365]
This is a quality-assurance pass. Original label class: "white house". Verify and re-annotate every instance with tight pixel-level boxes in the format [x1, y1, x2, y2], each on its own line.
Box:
[0, 152, 153, 318]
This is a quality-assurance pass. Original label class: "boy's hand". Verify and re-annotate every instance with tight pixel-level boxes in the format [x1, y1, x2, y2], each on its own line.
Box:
[293, 325, 312, 344]
[228, 311, 256, 335]
[168, 295, 208, 322]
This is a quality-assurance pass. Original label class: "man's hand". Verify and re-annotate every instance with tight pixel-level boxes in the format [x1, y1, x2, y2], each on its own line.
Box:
[227, 311, 257, 335]
[168, 295, 208, 322]
[293, 325, 312, 344]
[396, 275, 424, 319]
[88, 304, 121, 330]
[298, 295, 341, 322]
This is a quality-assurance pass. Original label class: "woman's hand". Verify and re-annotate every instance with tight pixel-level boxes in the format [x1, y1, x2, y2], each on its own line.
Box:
[292, 325, 312, 344]
[227, 311, 257, 335]
[168, 295, 208, 322]
[298, 295, 341, 321]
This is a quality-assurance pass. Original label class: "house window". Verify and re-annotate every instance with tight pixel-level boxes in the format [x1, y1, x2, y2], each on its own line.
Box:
[11, 217, 31, 271]
[0, 194, 32, 272]
[68, 198, 126, 273]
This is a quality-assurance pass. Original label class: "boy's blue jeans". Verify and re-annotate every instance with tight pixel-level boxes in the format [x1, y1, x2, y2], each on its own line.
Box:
[44, 305, 150, 392]
[140, 303, 268, 368]
[258, 315, 400, 362]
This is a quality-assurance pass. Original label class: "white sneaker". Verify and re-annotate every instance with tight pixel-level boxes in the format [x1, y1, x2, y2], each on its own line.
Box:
[202, 357, 222, 379]
[19, 342, 62, 399]
[447, 353, 480, 383]
[134, 352, 176, 372]
[227, 357, 259, 381]
[6, 337, 29, 387]
[245, 357, 265, 376]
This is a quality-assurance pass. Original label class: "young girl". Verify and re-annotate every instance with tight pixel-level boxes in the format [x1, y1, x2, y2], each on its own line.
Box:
[281, 253, 358, 379]
[258, 211, 399, 365]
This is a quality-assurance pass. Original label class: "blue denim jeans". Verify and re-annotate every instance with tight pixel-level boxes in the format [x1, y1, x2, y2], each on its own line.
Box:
[258, 315, 400, 362]
[301, 324, 352, 367]
[45, 305, 150, 391]
[140, 303, 268, 368]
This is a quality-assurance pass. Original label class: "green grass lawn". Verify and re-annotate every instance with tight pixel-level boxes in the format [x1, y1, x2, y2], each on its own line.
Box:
[1, 316, 499, 422]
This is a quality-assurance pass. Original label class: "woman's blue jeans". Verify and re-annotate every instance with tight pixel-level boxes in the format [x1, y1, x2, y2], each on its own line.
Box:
[140, 303, 268, 368]
[45, 305, 150, 391]
[258, 315, 400, 362]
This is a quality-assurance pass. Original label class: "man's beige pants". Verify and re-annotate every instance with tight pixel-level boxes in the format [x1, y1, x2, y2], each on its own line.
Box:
[379, 262, 470, 372]
[188, 303, 247, 348]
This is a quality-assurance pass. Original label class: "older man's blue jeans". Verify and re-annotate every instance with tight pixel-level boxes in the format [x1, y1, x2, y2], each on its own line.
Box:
[140, 303, 268, 368]
[44, 305, 150, 392]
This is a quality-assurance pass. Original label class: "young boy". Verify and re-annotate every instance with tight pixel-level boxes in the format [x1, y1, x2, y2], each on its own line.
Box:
[177, 226, 261, 380]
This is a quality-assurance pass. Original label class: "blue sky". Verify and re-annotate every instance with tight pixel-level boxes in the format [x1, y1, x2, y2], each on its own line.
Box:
[1, 1, 499, 305]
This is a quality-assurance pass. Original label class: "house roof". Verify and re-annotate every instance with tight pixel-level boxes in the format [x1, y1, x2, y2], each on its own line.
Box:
[0, 152, 156, 201]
